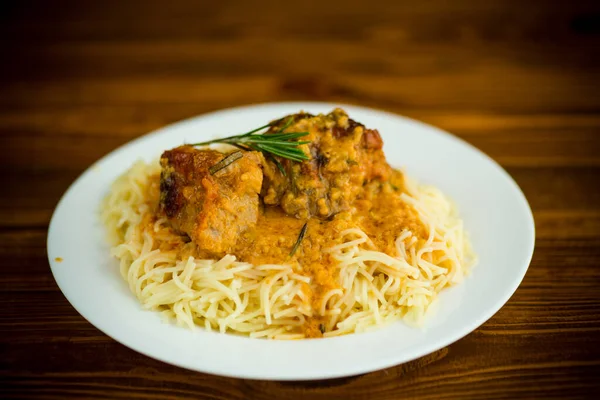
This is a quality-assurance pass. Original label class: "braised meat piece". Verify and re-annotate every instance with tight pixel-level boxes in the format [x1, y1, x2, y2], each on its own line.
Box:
[261, 108, 391, 219]
[159, 146, 263, 256]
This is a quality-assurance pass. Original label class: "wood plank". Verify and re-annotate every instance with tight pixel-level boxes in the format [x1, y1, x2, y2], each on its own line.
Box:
[1, 0, 597, 48]
[1, 343, 598, 400]
[1, 67, 597, 114]
[2, 107, 600, 138]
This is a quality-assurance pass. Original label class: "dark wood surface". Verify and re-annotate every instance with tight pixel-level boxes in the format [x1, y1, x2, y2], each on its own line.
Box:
[2, 1, 600, 398]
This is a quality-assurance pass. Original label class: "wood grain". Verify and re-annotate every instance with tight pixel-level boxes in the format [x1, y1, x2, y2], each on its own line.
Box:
[1, 0, 600, 398]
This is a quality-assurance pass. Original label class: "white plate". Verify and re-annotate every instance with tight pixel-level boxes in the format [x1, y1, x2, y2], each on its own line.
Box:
[47, 102, 535, 380]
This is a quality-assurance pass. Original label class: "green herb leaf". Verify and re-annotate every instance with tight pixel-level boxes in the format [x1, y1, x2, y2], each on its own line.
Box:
[277, 116, 295, 133]
[268, 154, 286, 176]
[208, 151, 243, 175]
[190, 119, 311, 164]
[289, 222, 308, 257]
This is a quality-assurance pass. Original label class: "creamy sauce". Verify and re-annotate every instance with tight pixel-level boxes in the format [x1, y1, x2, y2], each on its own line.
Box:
[146, 169, 426, 337]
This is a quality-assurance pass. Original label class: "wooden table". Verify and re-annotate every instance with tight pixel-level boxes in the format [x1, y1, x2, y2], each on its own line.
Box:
[2, 1, 600, 398]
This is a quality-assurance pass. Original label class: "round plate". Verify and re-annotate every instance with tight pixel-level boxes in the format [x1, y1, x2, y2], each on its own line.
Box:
[47, 102, 535, 380]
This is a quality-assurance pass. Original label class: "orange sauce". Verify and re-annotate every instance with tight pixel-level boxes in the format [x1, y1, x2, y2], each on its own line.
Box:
[146, 170, 426, 337]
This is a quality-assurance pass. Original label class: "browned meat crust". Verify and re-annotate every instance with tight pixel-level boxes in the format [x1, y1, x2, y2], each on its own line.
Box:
[159, 146, 263, 256]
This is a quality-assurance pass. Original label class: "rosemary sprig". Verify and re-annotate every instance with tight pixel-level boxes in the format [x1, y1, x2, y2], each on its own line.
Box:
[267, 153, 286, 176]
[289, 222, 308, 257]
[191, 118, 311, 164]
[209, 151, 243, 175]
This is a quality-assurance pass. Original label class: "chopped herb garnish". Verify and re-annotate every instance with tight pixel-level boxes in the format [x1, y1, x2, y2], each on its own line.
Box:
[208, 151, 243, 175]
[319, 324, 326, 334]
[289, 222, 308, 257]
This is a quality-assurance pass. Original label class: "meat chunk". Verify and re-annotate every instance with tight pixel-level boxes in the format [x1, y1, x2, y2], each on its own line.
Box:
[261, 108, 391, 219]
[159, 146, 263, 256]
